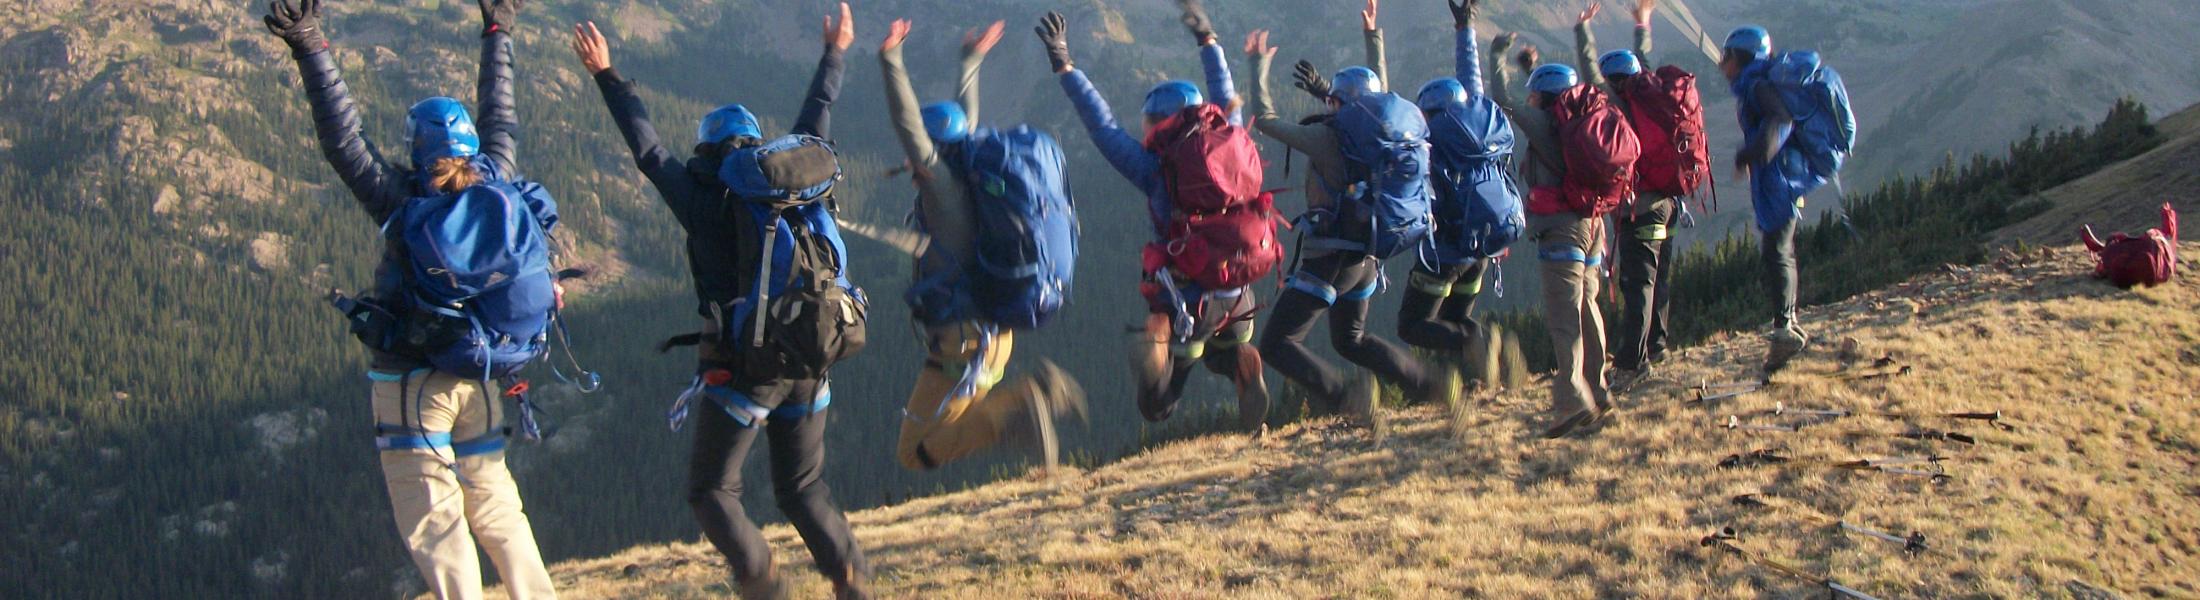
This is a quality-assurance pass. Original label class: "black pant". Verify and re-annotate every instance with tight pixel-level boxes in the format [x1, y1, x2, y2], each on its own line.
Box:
[1259, 251, 1431, 411]
[1141, 290, 1262, 430]
[1761, 217, 1800, 330]
[1397, 259, 1489, 352]
[687, 378, 866, 584]
[1612, 201, 1676, 369]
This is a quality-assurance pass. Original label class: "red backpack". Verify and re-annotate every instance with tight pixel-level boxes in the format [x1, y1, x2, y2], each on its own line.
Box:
[1142, 104, 1282, 290]
[2083, 203, 2179, 289]
[1617, 65, 1710, 198]
[1541, 85, 1640, 218]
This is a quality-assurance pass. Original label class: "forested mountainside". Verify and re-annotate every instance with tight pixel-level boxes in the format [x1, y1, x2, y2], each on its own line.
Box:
[1, 0, 2191, 596]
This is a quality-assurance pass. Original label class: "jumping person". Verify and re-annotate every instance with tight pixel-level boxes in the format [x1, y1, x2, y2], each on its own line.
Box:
[1717, 24, 1856, 375]
[1395, 0, 1518, 390]
[1574, 0, 1674, 392]
[265, 0, 559, 596]
[1037, 2, 1276, 435]
[1248, 0, 1461, 426]
[880, 18, 1087, 473]
[1491, 30, 1640, 438]
[572, 7, 871, 597]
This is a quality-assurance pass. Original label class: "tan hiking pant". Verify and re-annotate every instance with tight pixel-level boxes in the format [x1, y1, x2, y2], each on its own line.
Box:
[370, 369, 556, 600]
[1531, 214, 1611, 416]
[897, 321, 1037, 470]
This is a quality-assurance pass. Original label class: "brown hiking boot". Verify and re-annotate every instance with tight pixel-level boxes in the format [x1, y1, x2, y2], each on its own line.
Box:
[831, 566, 873, 600]
[1538, 409, 1598, 439]
[1343, 373, 1381, 429]
[735, 567, 787, 600]
[1464, 323, 1504, 392]
[1763, 325, 1809, 374]
[1003, 359, 1087, 469]
[1233, 346, 1271, 434]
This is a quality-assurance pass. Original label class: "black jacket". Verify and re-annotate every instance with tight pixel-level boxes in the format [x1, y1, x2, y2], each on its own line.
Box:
[294, 31, 520, 367]
[590, 48, 845, 315]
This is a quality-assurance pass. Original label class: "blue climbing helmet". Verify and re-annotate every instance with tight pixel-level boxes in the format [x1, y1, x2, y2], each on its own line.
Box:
[1725, 25, 1772, 60]
[1598, 50, 1642, 77]
[1527, 64, 1580, 95]
[922, 101, 970, 142]
[1416, 78, 1468, 112]
[697, 103, 762, 145]
[406, 97, 480, 167]
[1142, 81, 1204, 118]
[1332, 66, 1383, 100]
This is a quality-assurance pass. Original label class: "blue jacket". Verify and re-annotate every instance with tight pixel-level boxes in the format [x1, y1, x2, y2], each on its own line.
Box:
[1731, 59, 1801, 233]
[1059, 43, 1240, 236]
[590, 49, 845, 313]
[1456, 26, 1486, 98]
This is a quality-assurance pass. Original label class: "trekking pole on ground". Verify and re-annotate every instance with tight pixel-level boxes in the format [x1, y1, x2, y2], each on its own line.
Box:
[1722, 415, 1981, 446]
[1716, 448, 1956, 483]
[1700, 527, 1881, 600]
[1731, 493, 1930, 556]
[1692, 379, 1767, 403]
[1772, 403, 2015, 432]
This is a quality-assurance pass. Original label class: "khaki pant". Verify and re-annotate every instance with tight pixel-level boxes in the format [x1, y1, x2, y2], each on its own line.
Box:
[371, 369, 556, 600]
[1531, 214, 1611, 417]
[896, 321, 1038, 470]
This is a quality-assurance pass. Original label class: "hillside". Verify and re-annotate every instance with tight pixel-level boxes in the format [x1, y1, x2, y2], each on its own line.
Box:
[1994, 103, 2200, 247]
[537, 243, 2200, 598]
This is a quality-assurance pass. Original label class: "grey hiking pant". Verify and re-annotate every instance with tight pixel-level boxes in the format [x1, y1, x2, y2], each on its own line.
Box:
[1762, 217, 1799, 331]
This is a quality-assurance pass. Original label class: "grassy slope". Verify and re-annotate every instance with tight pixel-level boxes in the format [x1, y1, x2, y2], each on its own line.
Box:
[1995, 104, 2200, 247]
[529, 243, 2200, 599]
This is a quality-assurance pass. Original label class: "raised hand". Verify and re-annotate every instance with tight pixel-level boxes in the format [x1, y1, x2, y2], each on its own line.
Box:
[882, 18, 911, 53]
[1035, 12, 1074, 73]
[262, 0, 327, 55]
[1292, 59, 1333, 100]
[1243, 30, 1277, 60]
[478, 0, 523, 34]
[1516, 45, 1541, 70]
[1577, 0, 1600, 25]
[1178, 0, 1216, 46]
[1632, 0, 1655, 27]
[823, 2, 854, 50]
[964, 20, 1006, 56]
[570, 21, 611, 75]
[1360, 0, 1379, 32]
[1448, 0, 1478, 31]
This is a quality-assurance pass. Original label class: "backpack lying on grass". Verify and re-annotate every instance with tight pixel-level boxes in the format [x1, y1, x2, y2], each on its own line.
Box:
[2081, 203, 2179, 289]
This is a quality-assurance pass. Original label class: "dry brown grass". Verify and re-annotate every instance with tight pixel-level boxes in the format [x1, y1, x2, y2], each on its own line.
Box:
[525, 245, 2200, 599]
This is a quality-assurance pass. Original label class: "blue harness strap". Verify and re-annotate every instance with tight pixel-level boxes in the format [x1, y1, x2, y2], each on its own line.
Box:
[1285, 271, 1340, 305]
[373, 425, 507, 457]
[1338, 281, 1380, 302]
[1537, 244, 1603, 266]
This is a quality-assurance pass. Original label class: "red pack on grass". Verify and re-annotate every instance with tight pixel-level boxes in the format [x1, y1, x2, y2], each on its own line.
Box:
[1617, 65, 1710, 198]
[1539, 85, 1640, 218]
[2082, 203, 2179, 289]
[1142, 104, 1282, 290]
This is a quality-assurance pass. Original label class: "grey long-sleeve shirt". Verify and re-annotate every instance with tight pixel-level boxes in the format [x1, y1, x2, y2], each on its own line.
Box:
[881, 45, 985, 278]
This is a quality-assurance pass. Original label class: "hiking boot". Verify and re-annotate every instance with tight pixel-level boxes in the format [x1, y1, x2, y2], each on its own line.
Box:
[1464, 323, 1504, 392]
[831, 566, 872, 600]
[1342, 373, 1381, 428]
[735, 567, 788, 600]
[1607, 367, 1649, 394]
[1763, 325, 1810, 374]
[1415, 367, 1464, 408]
[1233, 347, 1271, 434]
[1000, 361, 1085, 470]
[1538, 409, 1598, 439]
[1129, 322, 1171, 419]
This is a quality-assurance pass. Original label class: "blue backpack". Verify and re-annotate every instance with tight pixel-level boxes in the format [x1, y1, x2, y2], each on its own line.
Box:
[1426, 95, 1523, 262]
[912, 125, 1079, 330]
[1760, 51, 1856, 201]
[712, 135, 868, 381]
[1324, 92, 1436, 261]
[382, 180, 560, 380]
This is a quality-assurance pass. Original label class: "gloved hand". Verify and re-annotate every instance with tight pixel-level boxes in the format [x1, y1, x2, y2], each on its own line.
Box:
[1449, 0, 1478, 31]
[479, 0, 523, 36]
[1178, 0, 1216, 46]
[1292, 60, 1332, 101]
[262, 0, 328, 57]
[1035, 12, 1074, 73]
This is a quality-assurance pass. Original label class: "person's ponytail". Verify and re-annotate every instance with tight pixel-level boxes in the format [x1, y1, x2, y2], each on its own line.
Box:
[429, 156, 482, 193]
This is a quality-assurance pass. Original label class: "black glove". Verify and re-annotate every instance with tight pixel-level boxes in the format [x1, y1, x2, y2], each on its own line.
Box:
[478, 0, 523, 36]
[263, 0, 328, 57]
[1178, 0, 1215, 46]
[1449, 0, 1478, 31]
[1036, 12, 1074, 73]
[1293, 59, 1332, 101]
